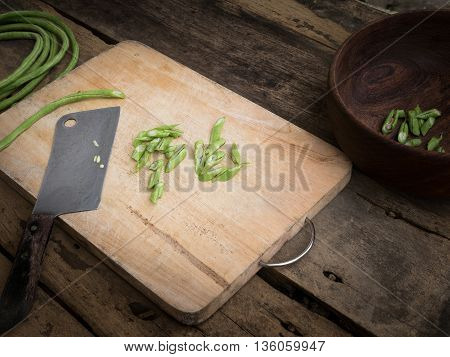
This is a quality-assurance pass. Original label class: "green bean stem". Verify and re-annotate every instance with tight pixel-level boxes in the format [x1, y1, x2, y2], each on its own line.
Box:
[0, 89, 125, 152]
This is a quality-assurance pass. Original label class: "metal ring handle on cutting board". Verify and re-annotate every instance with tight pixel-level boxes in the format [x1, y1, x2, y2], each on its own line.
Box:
[259, 217, 315, 268]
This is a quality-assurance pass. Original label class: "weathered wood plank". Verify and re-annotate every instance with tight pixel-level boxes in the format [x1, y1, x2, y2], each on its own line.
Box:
[261, 172, 450, 336]
[37, 0, 450, 336]
[42, 0, 337, 141]
[38, 0, 386, 144]
[221, 0, 384, 49]
[0, 253, 93, 336]
[349, 170, 450, 239]
[2, 0, 448, 336]
[0, 0, 350, 336]
[220, 276, 350, 336]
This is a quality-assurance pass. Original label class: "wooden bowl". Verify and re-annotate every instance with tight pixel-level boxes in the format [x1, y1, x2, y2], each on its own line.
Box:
[327, 10, 450, 197]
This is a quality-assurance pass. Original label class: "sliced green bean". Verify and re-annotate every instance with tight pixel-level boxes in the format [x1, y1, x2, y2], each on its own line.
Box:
[136, 150, 150, 171]
[135, 130, 152, 142]
[150, 182, 164, 204]
[407, 110, 420, 136]
[164, 145, 176, 159]
[205, 138, 226, 157]
[436, 147, 445, 153]
[0, 89, 125, 151]
[195, 116, 248, 183]
[414, 105, 421, 116]
[153, 124, 179, 130]
[194, 140, 204, 174]
[198, 167, 226, 182]
[210, 116, 225, 144]
[416, 109, 441, 120]
[148, 160, 164, 189]
[146, 138, 161, 153]
[405, 138, 422, 147]
[204, 150, 225, 171]
[397, 120, 408, 144]
[420, 117, 435, 136]
[381, 109, 397, 135]
[147, 160, 159, 171]
[156, 137, 173, 152]
[131, 144, 146, 161]
[135, 127, 182, 142]
[145, 128, 182, 139]
[427, 134, 443, 151]
[213, 164, 246, 182]
[231, 143, 241, 165]
[165, 145, 187, 172]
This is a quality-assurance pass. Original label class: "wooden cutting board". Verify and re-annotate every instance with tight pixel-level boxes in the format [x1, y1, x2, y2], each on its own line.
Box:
[0, 41, 351, 324]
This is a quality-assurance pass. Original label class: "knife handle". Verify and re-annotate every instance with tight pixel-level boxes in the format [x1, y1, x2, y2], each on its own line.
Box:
[0, 213, 55, 334]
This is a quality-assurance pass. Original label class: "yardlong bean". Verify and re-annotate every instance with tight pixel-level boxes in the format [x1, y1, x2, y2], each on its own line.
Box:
[0, 89, 126, 151]
[0, 10, 79, 111]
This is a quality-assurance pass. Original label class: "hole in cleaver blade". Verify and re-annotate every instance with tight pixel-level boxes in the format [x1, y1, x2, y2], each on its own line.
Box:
[33, 106, 121, 217]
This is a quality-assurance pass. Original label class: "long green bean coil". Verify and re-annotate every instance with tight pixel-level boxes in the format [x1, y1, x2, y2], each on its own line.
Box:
[0, 10, 79, 111]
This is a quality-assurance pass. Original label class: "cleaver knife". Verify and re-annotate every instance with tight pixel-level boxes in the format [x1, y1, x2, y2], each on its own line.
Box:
[0, 106, 120, 334]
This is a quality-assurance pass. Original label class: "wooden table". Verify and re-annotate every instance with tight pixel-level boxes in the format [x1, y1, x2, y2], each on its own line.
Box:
[0, 0, 448, 337]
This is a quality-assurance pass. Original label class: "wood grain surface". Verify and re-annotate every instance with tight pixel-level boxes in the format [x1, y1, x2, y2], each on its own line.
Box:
[0, 0, 448, 336]
[0, 254, 92, 336]
[0, 41, 351, 324]
[329, 10, 450, 197]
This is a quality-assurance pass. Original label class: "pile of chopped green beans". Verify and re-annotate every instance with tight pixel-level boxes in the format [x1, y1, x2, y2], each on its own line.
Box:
[132, 117, 248, 204]
[0, 10, 79, 112]
[381, 105, 445, 153]
[0, 89, 126, 152]
[194, 117, 248, 182]
[131, 124, 187, 204]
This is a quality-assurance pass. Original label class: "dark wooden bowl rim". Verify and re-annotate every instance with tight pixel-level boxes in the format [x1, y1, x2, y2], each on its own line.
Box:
[329, 10, 450, 160]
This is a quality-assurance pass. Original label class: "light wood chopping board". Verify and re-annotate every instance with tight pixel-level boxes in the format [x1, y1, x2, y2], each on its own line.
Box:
[0, 41, 351, 324]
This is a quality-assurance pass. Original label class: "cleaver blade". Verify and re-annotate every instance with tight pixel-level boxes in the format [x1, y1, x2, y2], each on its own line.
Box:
[34, 106, 120, 215]
[0, 106, 120, 334]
